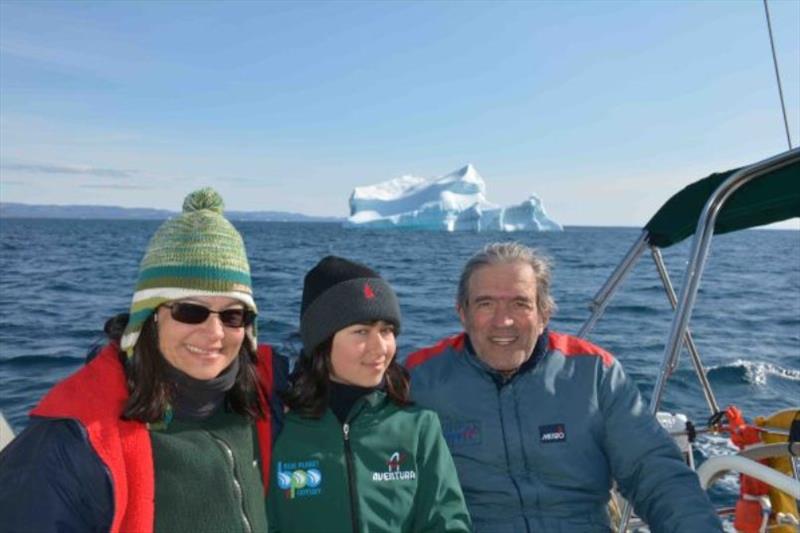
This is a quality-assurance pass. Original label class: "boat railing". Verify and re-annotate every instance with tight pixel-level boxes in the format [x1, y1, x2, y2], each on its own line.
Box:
[697, 451, 800, 498]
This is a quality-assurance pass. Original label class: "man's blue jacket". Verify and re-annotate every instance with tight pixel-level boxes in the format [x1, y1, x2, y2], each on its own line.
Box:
[406, 329, 723, 533]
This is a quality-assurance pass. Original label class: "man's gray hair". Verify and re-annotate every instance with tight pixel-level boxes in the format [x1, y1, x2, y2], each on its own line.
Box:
[457, 242, 556, 321]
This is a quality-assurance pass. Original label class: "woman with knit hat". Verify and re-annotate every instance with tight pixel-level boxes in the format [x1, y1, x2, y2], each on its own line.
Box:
[0, 189, 278, 532]
[268, 256, 471, 532]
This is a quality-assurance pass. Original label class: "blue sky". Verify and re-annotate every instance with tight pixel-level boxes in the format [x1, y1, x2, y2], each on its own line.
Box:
[1, 0, 798, 228]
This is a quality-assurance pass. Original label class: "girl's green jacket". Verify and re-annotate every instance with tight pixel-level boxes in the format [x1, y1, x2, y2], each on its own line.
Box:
[268, 390, 472, 532]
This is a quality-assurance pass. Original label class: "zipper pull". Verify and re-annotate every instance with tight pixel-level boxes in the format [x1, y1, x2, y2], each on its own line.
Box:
[343, 423, 350, 441]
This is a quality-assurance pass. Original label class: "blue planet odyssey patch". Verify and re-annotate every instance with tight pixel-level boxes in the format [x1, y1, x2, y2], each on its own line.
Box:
[276, 459, 323, 499]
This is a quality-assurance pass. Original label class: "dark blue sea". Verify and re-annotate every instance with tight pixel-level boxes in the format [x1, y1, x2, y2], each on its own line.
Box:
[1, 219, 798, 503]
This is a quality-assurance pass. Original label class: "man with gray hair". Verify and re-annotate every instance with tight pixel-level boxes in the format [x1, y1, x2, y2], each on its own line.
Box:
[406, 242, 722, 532]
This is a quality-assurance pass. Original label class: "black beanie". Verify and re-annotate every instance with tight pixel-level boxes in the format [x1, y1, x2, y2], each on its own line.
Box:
[300, 256, 402, 355]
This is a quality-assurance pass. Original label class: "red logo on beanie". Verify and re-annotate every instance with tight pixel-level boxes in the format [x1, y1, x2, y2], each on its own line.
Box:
[364, 283, 375, 299]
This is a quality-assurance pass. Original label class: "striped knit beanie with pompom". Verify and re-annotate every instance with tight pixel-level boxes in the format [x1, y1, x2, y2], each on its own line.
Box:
[120, 188, 257, 356]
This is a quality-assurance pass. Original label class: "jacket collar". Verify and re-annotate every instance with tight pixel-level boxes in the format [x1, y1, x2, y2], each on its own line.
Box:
[290, 388, 388, 427]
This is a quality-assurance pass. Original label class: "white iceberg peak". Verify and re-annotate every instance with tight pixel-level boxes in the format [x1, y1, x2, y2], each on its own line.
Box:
[345, 165, 561, 232]
[450, 163, 477, 178]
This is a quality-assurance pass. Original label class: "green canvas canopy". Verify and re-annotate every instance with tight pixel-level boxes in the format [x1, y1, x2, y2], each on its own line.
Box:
[644, 157, 800, 248]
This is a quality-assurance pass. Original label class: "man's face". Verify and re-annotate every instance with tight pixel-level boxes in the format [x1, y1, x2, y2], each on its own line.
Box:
[458, 261, 546, 374]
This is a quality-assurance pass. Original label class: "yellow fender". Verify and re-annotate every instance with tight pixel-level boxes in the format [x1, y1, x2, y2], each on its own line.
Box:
[754, 408, 799, 533]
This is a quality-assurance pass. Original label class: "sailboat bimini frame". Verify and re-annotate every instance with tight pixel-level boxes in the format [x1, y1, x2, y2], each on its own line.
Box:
[574, 147, 800, 531]
[577, 147, 800, 418]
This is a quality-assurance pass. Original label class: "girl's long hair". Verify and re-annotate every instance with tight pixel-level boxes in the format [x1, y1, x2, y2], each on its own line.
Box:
[282, 333, 411, 419]
[116, 314, 264, 423]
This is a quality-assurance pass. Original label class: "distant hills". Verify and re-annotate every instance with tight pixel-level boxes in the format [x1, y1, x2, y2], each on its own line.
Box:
[0, 202, 343, 222]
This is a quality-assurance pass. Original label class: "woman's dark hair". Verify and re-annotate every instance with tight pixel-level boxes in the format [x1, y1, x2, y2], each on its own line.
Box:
[119, 314, 264, 423]
[282, 327, 411, 419]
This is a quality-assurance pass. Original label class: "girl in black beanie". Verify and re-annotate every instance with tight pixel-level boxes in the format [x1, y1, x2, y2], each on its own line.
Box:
[269, 256, 471, 532]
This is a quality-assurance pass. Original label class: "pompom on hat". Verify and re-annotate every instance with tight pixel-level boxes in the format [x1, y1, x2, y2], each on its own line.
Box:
[300, 256, 401, 355]
[120, 188, 257, 356]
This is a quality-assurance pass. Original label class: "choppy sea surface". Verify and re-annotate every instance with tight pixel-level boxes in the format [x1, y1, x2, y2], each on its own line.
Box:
[1, 219, 798, 504]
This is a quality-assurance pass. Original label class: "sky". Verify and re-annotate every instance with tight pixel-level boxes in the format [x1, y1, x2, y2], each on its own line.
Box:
[1, 0, 798, 228]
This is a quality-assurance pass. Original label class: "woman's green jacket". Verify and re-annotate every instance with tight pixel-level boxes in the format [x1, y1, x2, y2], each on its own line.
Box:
[268, 390, 472, 532]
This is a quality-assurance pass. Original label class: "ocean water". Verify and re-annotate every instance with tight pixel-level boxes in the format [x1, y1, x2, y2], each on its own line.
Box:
[1, 219, 798, 502]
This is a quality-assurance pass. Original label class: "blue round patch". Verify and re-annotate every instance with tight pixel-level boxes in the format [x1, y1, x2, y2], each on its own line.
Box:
[277, 471, 292, 490]
[306, 468, 322, 488]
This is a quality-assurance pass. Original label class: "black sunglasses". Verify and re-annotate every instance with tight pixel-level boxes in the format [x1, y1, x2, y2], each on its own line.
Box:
[163, 302, 255, 328]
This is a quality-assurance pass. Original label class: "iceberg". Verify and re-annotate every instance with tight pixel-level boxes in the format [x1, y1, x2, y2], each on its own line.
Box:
[345, 164, 562, 231]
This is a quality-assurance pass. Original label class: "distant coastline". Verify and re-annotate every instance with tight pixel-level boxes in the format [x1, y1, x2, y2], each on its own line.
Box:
[1, 203, 795, 231]
[0, 202, 343, 223]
